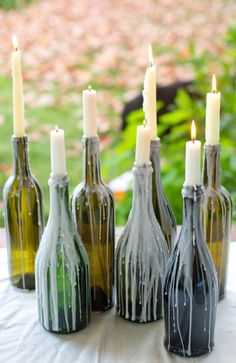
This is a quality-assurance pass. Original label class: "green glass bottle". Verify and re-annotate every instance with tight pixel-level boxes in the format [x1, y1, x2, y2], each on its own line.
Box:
[36, 174, 90, 333]
[36, 128, 90, 333]
[150, 139, 177, 252]
[201, 144, 232, 300]
[3, 136, 44, 290]
[72, 136, 115, 311]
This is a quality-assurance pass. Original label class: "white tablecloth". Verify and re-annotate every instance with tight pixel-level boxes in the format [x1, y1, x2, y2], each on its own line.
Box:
[0, 241, 236, 363]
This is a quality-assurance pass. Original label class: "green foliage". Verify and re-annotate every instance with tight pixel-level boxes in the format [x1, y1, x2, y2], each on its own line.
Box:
[106, 26, 236, 225]
[0, 0, 34, 9]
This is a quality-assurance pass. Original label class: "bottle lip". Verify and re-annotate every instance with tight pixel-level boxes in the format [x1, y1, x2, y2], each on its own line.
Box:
[204, 143, 220, 152]
[150, 138, 161, 149]
[12, 135, 28, 145]
[132, 161, 153, 175]
[49, 174, 69, 187]
[182, 184, 203, 200]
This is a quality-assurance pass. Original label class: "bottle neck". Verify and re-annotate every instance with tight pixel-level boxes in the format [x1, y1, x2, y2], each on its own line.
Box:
[82, 136, 101, 184]
[150, 138, 161, 179]
[131, 163, 153, 214]
[182, 185, 203, 236]
[203, 144, 220, 188]
[48, 175, 70, 220]
[12, 136, 31, 177]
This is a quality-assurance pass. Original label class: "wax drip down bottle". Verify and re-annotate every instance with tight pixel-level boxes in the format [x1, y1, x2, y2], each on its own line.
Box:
[72, 87, 115, 311]
[35, 128, 90, 333]
[142, 43, 176, 252]
[3, 36, 44, 290]
[163, 122, 218, 357]
[116, 123, 168, 323]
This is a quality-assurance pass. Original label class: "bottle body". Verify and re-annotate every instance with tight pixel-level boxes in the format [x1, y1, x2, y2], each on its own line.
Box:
[150, 139, 176, 252]
[3, 136, 43, 290]
[201, 144, 232, 300]
[72, 137, 115, 311]
[164, 185, 218, 357]
[36, 175, 90, 333]
[116, 163, 168, 322]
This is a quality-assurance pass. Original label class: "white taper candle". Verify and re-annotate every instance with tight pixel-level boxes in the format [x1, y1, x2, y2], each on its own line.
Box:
[12, 35, 25, 137]
[184, 121, 201, 186]
[50, 126, 67, 176]
[205, 75, 221, 145]
[83, 86, 97, 138]
[135, 123, 151, 166]
[143, 44, 157, 140]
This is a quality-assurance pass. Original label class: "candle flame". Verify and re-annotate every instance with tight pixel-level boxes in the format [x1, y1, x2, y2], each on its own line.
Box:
[143, 119, 147, 127]
[12, 35, 18, 51]
[88, 85, 92, 91]
[148, 43, 154, 66]
[212, 74, 217, 93]
[55, 125, 59, 132]
[191, 120, 196, 142]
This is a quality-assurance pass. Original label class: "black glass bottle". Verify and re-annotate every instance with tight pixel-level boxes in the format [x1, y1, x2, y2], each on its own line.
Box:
[116, 162, 168, 322]
[164, 185, 218, 357]
[3, 136, 43, 290]
[150, 139, 177, 251]
[72, 136, 115, 311]
[201, 144, 232, 300]
[36, 174, 90, 333]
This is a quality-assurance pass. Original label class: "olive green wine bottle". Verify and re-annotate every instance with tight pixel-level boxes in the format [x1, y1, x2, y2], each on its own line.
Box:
[72, 136, 115, 311]
[201, 144, 232, 300]
[3, 136, 44, 290]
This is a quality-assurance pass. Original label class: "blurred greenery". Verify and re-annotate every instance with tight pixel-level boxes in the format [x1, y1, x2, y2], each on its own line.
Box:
[0, 0, 34, 10]
[0, 26, 236, 228]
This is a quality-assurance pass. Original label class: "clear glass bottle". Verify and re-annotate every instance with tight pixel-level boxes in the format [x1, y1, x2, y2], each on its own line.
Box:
[116, 162, 168, 323]
[3, 136, 43, 290]
[201, 144, 232, 300]
[36, 175, 90, 333]
[72, 136, 115, 311]
[150, 139, 177, 251]
[164, 185, 218, 357]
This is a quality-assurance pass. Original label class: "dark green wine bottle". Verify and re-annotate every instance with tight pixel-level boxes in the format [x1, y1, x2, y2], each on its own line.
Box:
[201, 144, 232, 300]
[3, 136, 43, 290]
[36, 174, 90, 333]
[72, 136, 115, 311]
[150, 139, 177, 251]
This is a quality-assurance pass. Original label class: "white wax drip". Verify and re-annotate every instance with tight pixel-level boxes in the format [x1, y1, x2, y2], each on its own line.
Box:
[116, 165, 168, 322]
[36, 179, 90, 332]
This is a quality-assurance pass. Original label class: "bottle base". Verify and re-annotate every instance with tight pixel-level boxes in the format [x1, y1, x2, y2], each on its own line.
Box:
[164, 339, 214, 357]
[91, 286, 114, 312]
[11, 273, 35, 290]
[117, 313, 162, 324]
[40, 321, 89, 335]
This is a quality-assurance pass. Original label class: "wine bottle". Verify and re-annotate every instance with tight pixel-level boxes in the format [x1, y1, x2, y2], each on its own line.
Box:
[164, 185, 218, 357]
[150, 139, 177, 251]
[201, 144, 232, 300]
[116, 162, 168, 322]
[3, 136, 43, 290]
[72, 136, 115, 311]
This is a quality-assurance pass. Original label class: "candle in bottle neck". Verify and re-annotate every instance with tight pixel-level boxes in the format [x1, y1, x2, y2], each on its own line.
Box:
[11, 35, 25, 137]
[205, 74, 221, 145]
[184, 120, 201, 186]
[135, 122, 151, 166]
[83, 86, 98, 138]
[50, 127, 67, 176]
[142, 43, 157, 140]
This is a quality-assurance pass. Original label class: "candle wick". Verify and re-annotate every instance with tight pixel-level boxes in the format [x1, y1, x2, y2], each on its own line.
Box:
[88, 85, 92, 92]
[55, 125, 59, 132]
[143, 119, 147, 127]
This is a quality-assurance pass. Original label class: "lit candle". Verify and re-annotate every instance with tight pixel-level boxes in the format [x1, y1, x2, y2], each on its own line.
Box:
[83, 86, 97, 138]
[205, 74, 221, 145]
[135, 122, 151, 166]
[142, 44, 157, 140]
[184, 121, 201, 186]
[11, 35, 25, 137]
[50, 126, 67, 176]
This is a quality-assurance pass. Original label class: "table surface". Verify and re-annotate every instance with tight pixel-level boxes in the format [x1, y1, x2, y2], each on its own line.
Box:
[0, 230, 236, 363]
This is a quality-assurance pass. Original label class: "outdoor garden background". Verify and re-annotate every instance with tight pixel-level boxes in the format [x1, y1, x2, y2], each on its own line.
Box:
[0, 0, 236, 226]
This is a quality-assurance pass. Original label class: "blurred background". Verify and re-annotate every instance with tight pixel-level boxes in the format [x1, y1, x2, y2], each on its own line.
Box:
[0, 0, 236, 226]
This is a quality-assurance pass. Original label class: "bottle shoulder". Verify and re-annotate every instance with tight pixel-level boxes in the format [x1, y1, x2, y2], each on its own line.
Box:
[72, 181, 114, 206]
[3, 174, 42, 199]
